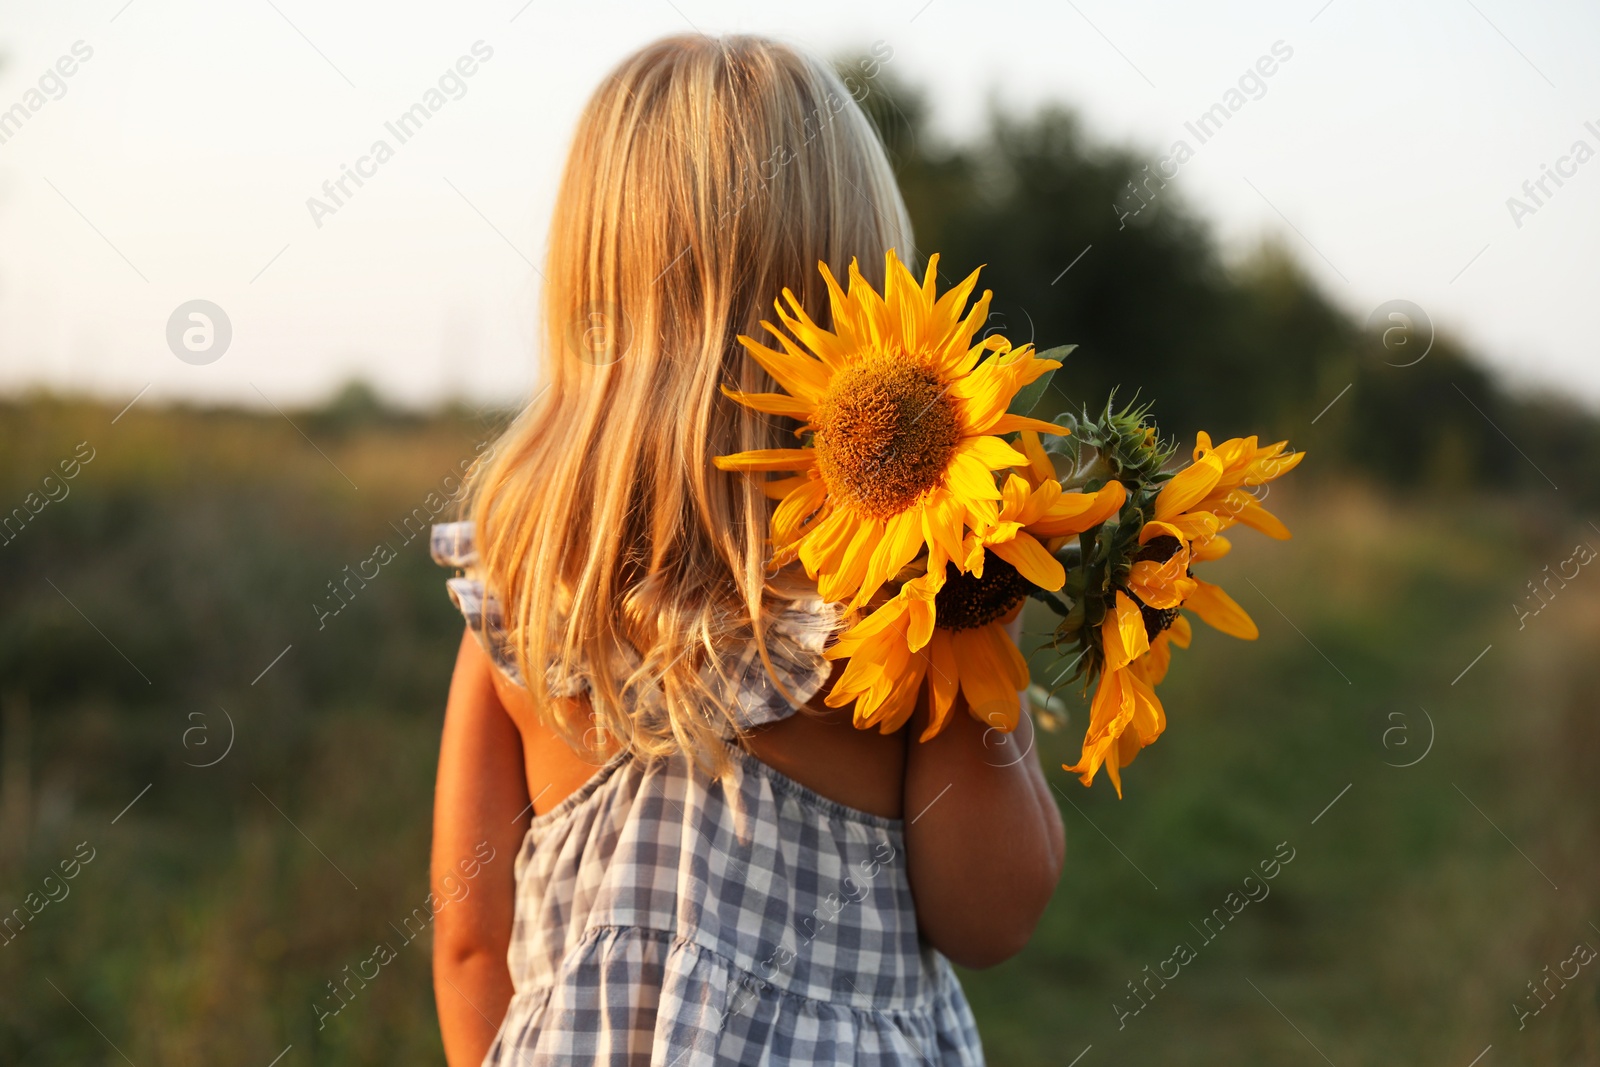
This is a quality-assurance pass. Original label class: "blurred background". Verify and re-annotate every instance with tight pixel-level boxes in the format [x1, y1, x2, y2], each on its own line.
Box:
[2, 1, 1598, 1063]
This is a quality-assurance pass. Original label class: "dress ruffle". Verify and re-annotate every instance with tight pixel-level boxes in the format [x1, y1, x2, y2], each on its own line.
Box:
[430, 521, 839, 730]
[488, 926, 984, 1066]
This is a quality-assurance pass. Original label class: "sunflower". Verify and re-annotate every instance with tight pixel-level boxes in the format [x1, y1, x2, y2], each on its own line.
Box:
[1066, 569, 1254, 797]
[1123, 531, 1256, 645]
[1184, 432, 1305, 550]
[1069, 527, 1253, 796]
[1010, 429, 1136, 551]
[713, 250, 1067, 607]
[1063, 591, 1165, 798]
[1127, 445, 1263, 643]
[824, 473, 1126, 739]
[1064, 443, 1275, 795]
[958, 473, 1128, 593]
[1099, 616, 1191, 794]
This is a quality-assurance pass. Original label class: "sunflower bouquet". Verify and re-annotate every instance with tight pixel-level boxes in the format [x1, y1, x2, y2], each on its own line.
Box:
[715, 251, 1302, 795]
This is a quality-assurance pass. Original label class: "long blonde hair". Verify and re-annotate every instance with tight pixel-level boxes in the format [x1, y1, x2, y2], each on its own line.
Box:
[467, 34, 912, 771]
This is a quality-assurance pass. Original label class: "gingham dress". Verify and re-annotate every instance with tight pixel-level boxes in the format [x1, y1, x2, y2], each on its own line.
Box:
[431, 523, 985, 1066]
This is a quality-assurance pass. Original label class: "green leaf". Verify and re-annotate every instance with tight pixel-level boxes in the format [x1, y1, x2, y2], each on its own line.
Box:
[1006, 345, 1074, 418]
[1007, 368, 1055, 417]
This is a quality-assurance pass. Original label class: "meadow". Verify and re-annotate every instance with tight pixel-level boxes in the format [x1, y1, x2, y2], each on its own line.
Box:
[5, 60, 1600, 1066]
[1, 394, 1595, 1065]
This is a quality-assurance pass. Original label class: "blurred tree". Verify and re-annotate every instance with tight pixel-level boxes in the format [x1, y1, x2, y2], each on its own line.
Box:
[851, 67, 1600, 507]
[308, 378, 415, 437]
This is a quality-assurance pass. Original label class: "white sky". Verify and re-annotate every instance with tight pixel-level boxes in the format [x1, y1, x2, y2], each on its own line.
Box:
[0, 0, 1596, 411]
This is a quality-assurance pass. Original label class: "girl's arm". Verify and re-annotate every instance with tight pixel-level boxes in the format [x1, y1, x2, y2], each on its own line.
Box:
[902, 614, 1066, 970]
[432, 630, 531, 1065]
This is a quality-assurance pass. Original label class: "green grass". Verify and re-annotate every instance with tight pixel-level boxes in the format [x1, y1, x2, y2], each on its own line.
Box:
[1, 398, 1596, 1064]
[975, 480, 1600, 1065]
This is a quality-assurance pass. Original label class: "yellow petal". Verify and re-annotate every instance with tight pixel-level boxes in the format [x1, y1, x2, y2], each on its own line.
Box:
[956, 350, 1059, 435]
[853, 507, 926, 608]
[816, 513, 881, 602]
[943, 449, 1004, 503]
[962, 493, 1001, 532]
[920, 489, 967, 573]
[956, 434, 1029, 471]
[1019, 429, 1056, 485]
[797, 506, 857, 580]
[1166, 509, 1221, 543]
[882, 249, 928, 362]
[988, 414, 1070, 436]
[816, 260, 862, 354]
[1154, 453, 1224, 521]
[905, 572, 941, 651]
[872, 650, 929, 735]
[1186, 578, 1258, 640]
[1083, 666, 1136, 741]
[774, 295, 849, 370]
[1126, 672, 1166, 745]
[1126, 557, 1193, 610]
[713, 448, 816, 473]
[921, 631, 961, 741]
[1136, 631, 1174, 686]
[989, 532, 1066, 592]
[926, 272, 986, 370]
[1031, 480, 1125, 538]
[830, 592, 911, 653]
[1136, 520, 1187, 546]
[735, 335, 829, 404]
[1102, 590, 1150, 672]
[920, 252, 942, 303]
[1103, 672, 1165, 796]
[953, 623, 1026, 732]
[1102, 741, 1125, 798]
[1228, 494, 1292, 540]
[846, 258, 891, 348]
[950, 532, 982, 576]
[1247, 448, 1303, 485]
[1064, 667, 1134, 790]
[979, 521, 1023, 549]
[827, 603, 912, 706]
[718, 385, 814, 421]
[1014, 478, 1063, 526]
[999, 472, 1033, 520]
[761, 474, 809, 500]
[770, 477, 828, 547]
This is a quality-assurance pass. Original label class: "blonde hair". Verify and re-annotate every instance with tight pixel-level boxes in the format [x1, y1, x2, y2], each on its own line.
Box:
[467, 34, 913, 771]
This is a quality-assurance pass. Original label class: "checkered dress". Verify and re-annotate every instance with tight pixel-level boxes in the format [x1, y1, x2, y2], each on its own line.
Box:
[432, 523, 986, 1066]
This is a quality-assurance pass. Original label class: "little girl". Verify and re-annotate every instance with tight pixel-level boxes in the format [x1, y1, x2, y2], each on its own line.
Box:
[429, 34, 1064, 1066]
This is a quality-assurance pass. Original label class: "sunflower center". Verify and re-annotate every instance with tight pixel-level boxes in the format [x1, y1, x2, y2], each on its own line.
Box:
[1135, 534, 1183, 564]
[1130, 594, 1181, 641]
[934, 551, 1033, 632]
[811, 360, 961, 519]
